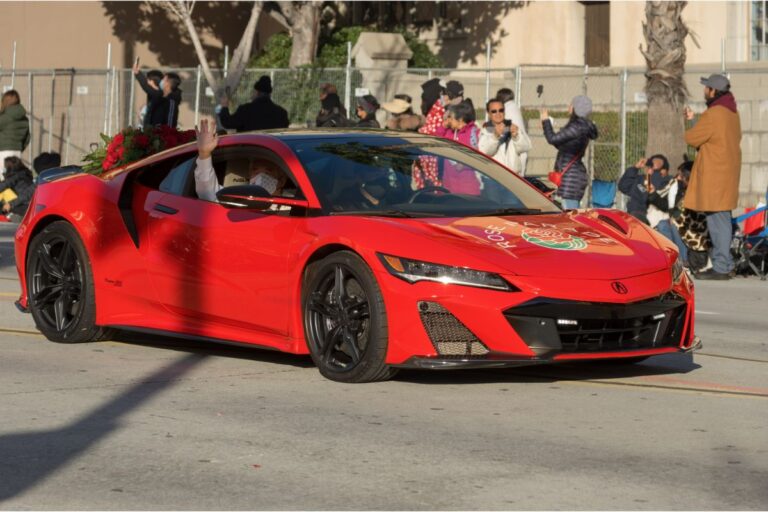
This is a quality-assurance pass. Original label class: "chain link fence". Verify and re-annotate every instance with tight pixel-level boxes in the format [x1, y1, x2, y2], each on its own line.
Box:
[3, 63, 766, 207]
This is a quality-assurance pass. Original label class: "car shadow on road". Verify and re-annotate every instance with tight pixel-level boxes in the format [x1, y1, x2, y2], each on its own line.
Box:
[395, 352, 702, 385]
[110, 329, 315, 369]
[0, 353, 207, 503]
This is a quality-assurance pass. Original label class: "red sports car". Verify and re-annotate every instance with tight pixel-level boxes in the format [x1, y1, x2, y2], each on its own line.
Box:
[15, 130, 699, 382]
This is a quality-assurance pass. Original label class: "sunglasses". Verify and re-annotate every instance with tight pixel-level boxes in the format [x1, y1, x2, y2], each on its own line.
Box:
[489, 108, 505, 114]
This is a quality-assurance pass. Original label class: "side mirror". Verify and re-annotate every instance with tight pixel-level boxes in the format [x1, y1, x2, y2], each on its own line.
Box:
[216, 185, 309, 211]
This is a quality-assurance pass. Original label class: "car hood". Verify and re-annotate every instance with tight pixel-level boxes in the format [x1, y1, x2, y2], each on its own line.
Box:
[375, 210, 671, 280]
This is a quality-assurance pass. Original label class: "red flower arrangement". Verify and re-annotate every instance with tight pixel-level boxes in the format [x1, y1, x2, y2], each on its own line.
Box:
[82, 125, 196, 174]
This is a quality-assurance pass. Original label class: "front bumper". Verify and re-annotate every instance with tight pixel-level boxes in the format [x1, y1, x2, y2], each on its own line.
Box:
[396, 336, 703, 370]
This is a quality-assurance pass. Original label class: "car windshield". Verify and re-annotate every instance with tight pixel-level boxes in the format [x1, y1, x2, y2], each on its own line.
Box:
[285, 135, 561, 217]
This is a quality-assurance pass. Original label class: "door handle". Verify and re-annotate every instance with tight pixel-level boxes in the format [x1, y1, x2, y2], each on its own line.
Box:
[153, 204, 179, 215]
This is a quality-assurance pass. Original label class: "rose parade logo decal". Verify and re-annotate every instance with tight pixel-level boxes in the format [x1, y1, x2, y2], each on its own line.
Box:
[521, 227, 588, 251]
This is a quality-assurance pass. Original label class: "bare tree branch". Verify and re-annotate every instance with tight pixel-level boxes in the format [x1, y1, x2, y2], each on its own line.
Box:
[159, 0, 263, 97]
[224, 1, 264, 92]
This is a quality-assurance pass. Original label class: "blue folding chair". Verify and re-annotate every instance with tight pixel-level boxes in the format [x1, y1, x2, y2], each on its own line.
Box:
[732, 192, 768, 280]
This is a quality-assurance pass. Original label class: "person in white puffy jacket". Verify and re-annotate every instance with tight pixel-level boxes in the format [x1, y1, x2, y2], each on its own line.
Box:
[478, 98, 531, 175]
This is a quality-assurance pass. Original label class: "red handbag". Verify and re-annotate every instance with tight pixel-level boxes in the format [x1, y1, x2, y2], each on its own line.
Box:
[548, 153, 581, 188]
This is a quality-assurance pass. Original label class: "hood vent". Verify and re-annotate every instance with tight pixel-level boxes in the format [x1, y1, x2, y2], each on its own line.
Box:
[597, 213, 628, 235]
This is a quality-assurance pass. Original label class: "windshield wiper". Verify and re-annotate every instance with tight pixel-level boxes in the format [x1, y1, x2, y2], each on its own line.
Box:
[330, 209, 417, 218]
[472, 207, 545, 217]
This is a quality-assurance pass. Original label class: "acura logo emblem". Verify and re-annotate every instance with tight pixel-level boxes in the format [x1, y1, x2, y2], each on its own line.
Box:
[611, 281, 628, 294]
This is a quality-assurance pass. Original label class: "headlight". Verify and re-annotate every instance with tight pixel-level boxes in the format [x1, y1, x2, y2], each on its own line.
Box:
[378, 254, 516, 291]
[672, 257, 684, 284]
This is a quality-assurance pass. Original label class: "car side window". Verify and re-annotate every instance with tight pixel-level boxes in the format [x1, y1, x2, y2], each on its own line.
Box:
[158, 157, 198, 197]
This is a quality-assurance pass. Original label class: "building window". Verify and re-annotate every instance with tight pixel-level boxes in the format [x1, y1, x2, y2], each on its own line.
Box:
[753, 0, 768, 60]
[585, 1, 610, 67]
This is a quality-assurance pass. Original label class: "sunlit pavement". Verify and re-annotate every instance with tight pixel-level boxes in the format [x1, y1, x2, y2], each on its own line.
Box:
[0, 222, 766, 510]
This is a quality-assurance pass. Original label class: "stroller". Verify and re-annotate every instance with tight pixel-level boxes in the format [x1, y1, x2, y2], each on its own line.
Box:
[731, 191, 768, 280]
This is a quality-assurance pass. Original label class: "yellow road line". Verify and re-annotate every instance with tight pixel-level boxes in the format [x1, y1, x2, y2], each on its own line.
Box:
[0, 326, 763, 398]
[0, 292, 20, 297]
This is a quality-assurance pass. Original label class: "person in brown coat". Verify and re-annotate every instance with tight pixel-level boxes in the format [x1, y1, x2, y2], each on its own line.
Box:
[683, 73, 742, 280]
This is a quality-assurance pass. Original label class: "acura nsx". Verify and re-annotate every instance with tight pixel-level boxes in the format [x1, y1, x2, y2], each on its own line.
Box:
[15, 131, 699, 382]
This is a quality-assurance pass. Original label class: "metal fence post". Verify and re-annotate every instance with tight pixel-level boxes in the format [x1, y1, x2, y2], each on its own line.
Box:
[721, 38, 726, 73]
[515, 65, 522, 106]
[107, 67, 116, 135]
[65, 71, 75, 165]
[49, 70, 56, 152]
[194, 65, 202, 126]
[583, 64, 589, 95]
[224, 45, 229, 79]
[344, 41, 352, 115]
[619, 68, 628, 211]
[11, 41, 17, 89]
[27, 72, 33, 163]
[484, 39, 491, 114]
[128, 68, 135, 128]
[103, 43, 112, 134]
[115, 67, 121, 131]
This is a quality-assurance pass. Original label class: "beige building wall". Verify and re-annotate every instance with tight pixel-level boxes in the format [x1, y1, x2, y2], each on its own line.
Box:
[0, 1, 282, 70]
[611, 1, 751, 68]
[420, 1, 586, 69]
[445, 0, 751, 70]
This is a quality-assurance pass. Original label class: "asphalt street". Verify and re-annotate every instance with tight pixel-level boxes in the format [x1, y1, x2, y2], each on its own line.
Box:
[0, 222, 766, 510]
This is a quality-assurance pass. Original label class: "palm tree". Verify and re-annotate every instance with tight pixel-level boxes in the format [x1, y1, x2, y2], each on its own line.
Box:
[640, 1, 700, 171]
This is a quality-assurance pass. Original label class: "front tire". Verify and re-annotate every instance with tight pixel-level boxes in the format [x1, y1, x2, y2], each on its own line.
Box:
[302, 251, 397, 383]
[26, 221, 112, 343]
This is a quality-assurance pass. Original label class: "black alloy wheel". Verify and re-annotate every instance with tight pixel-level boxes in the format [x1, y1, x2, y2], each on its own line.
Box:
[303, 251, 396, 383]
[27, 221, 112, 343]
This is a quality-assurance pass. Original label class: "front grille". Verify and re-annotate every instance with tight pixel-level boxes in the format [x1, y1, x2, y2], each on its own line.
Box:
[504, 293, 688, 355]
[555, 305, 686, 352]
[418, 301, 489, 357]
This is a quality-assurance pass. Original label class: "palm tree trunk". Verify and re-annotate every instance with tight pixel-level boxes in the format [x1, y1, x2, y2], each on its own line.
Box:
[640, 1, 698, 172]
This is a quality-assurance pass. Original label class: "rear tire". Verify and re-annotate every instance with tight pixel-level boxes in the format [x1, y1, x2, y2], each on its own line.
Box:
[26, 221, 113, 343]
[302, 251, 397, 383]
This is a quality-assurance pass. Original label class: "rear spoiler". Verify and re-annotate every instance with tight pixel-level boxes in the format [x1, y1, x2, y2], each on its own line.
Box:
[35, 165, 84, 185]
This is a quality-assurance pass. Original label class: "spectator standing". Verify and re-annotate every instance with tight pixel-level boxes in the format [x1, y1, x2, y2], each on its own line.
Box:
[438, 101, 482, 195]
[496, 87, 529, 174]
[683, 74, 742, 280]
[440, 101, 480, 148]
[540, 95, 598, 209]
[479, 98, 531, 174]
[418, 78, 445, 136]
[133, 59, 182, 129]
[0, 90, 30, 181]
[137, 68, 163, 127]
[440, 80, 465, 108]
[219, 75, 289, 131]
[319, 83, 347, 118]
[316, 92, 349, 128]
[32, 151, 62, 174]
[0, 156, 34, 221]
[355, 95, 380, 128]
[382, 94, 423, 132]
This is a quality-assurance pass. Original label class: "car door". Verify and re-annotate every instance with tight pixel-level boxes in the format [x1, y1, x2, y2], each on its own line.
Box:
[143, 149, 303, 339]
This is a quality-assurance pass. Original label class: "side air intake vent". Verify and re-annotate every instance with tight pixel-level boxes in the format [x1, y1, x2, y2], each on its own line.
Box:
[598, 214, 628, 234]
[418, 301, 489, 357]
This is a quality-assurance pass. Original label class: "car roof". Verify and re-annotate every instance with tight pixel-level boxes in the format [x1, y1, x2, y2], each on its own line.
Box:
[227, 128, 436, 142]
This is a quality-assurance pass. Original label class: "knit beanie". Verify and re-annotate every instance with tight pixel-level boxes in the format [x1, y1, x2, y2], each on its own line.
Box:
[572, 95, 592, 118]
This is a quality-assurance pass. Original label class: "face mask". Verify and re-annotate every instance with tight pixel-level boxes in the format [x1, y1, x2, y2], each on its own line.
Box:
[160, 78, 167, 91]
[250, 173, 278, 195]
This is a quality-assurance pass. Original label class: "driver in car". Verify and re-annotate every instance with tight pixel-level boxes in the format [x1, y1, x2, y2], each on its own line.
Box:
[334, 166, 399, 211]
[194, 119, 287, 202]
